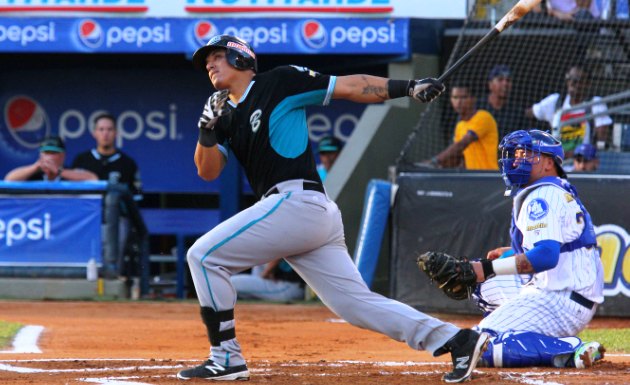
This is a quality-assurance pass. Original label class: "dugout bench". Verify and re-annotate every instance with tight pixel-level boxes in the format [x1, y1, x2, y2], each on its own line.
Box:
[141, 208, 220, 299]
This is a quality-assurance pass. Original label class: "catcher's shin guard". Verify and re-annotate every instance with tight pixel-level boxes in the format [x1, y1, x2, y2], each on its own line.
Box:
[480, 330, 581, 368]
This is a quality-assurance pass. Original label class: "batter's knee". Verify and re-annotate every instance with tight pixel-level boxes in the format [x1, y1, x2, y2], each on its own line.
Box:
[186, 243, 204, 265]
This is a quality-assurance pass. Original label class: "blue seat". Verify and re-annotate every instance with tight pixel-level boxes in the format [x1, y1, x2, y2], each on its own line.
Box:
[141, 208, 220, 298]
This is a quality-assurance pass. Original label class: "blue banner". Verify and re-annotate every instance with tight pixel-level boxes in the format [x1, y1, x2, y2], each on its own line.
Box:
[0, 196, 102, 266]
[0, 17, 409, 54]
[0, 70, 367, 193]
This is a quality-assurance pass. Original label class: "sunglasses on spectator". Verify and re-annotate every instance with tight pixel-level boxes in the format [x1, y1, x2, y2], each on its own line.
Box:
[574, 155, 587, 163]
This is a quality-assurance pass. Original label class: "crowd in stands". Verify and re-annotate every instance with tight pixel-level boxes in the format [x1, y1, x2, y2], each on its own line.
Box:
[476, 0, 625, 21]
[426, 62, 613, 173]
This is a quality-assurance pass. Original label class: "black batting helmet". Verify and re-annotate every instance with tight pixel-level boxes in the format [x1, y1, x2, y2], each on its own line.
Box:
[192, 35, 257, 72]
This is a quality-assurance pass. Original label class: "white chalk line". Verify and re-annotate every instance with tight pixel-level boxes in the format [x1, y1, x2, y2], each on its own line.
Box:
[0, 357, 626, 385]
[0, 325, 43, 354]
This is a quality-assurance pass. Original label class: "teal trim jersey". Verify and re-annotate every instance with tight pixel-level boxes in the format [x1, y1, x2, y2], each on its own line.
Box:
[214, 65, 335, 198]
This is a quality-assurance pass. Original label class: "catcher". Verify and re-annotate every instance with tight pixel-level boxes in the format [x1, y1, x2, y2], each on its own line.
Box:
[418, 130, 605, 369]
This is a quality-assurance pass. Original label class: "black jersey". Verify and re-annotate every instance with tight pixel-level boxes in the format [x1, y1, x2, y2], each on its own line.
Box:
[71, 149, 141, 194]
[214, 65, 335, 199]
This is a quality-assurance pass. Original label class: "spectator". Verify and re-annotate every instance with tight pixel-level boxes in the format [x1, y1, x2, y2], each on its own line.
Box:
[4, 136, 98, 182]
[316, 135, 343, 181]
[71, 113, 141, 195]
[231, 260, 305, 302]
[477, 65, 527, 141]
[526, 65, 612, 165]
[547, 0, 601, 20]
[573, 143, 599, 171]
[428, 81, 499, 170]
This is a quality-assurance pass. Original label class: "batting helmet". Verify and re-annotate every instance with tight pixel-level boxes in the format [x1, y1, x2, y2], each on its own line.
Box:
[192, 35, 257, 72]
[499, 129, 566, 195]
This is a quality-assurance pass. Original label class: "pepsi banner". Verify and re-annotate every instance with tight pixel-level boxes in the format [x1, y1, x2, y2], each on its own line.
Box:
[0, 195, 102, 266]
[0, 70, 367, 193]
[0, 0, 465, 19]
[0, 17, 409, 54]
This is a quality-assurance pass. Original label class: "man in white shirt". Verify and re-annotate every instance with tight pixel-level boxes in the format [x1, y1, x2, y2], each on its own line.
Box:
[526, 65, 612, 166]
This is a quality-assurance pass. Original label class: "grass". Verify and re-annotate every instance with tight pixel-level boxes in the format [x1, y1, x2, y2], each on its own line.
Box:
[579, 328, 630, 353]
[0, 320, 23, 349]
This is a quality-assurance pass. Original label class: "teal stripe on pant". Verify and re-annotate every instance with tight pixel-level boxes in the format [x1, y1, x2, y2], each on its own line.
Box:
[200, 193, 291, 310]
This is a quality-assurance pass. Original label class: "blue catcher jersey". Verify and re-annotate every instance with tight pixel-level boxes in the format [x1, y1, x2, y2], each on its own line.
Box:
[214, 65, 336, 199]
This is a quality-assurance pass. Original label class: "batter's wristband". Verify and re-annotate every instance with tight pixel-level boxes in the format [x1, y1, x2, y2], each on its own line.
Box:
[388, 79, 414, 99]
[198, 128, 217, 147]
[493, 256, 519, 275]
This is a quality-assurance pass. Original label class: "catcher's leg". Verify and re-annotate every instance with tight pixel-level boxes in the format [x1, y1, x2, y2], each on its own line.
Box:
[472, 274, 528, 316]
[478, 331, 605, 368]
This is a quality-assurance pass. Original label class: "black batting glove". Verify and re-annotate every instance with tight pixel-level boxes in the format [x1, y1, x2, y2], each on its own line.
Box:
[197, 90, 230, 147]
[409, 78, 446, 103]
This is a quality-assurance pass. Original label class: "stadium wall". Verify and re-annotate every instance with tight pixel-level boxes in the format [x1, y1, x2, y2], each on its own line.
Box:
[392, 171, 630, 317]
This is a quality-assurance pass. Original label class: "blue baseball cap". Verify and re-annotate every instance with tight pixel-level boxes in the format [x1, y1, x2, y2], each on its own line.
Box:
[488, 64, 511, 80]
[574, 143, 597, 160]
[39, 136, 65, 153]
[318, 136, 343, 153]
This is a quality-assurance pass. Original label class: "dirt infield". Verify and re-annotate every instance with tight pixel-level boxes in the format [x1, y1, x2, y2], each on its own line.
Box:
[0, 300, 628, 384]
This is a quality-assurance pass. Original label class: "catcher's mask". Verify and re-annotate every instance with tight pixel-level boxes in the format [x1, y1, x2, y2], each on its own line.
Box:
[192, 34, 257, 72]
[499, 129, 565, 196]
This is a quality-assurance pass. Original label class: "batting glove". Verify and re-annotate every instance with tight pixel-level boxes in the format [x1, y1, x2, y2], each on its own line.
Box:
[198, 90, 229, 147]
[410, 78, 445, 103]
[198, 89, 230, 130]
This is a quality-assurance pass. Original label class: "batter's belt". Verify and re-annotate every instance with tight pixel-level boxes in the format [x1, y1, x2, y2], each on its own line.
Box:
[263, 179, 325, 198]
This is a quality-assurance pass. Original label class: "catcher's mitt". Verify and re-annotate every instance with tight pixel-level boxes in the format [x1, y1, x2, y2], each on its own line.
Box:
[416, 251, 478, 300]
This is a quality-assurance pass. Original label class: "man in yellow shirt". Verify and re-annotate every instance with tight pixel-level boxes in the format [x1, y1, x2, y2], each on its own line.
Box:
[429, 81, 499, 170]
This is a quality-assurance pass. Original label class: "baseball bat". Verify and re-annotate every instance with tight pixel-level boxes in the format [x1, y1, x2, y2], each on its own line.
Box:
[438, 0, 542, 82]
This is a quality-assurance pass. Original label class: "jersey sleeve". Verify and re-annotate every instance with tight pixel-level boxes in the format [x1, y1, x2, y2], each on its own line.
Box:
[467, 110, 497, 140]
[271, 66, 335, 106]
[517, 185, 584, 250]
[532, 93, 560, 124]
[591, 97, 613, 127]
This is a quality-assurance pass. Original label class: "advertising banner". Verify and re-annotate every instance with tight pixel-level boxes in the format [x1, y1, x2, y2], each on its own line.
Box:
[0, 195, 102, 266]
[0, 70, 366, 193]
[0, 0, 466, 19]
[0, 17, 409, 54]
[392, 172, 630, 317]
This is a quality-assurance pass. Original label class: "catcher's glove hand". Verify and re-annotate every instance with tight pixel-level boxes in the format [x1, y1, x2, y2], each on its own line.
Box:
[416, 251, 477, 300]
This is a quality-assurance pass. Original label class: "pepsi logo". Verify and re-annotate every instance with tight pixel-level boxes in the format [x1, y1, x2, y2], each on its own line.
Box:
[3, 96, 50, 150]
[194, 20, 218, 47]
[301, 20, 327, 50]
[77, 19, 103, 49]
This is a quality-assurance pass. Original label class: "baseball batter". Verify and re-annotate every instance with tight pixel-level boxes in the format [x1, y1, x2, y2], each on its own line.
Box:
[176, 35, 489, 383]
[471, 129, 605, 368]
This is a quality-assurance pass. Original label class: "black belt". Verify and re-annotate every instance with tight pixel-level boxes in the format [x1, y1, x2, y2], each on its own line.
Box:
[570, 291, 595, 310]
[264, 181, 325, 198]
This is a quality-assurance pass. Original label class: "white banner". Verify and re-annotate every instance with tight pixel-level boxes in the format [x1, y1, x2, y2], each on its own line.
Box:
[0, 0, 467, 19]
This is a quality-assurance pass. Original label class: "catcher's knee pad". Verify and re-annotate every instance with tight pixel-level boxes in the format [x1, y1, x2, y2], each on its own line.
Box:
[481, 330, 581, 367]
[200, 307, 236, 347]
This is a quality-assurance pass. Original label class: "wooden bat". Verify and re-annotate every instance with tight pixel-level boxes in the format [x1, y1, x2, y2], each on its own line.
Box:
[438, 0, 542, 82]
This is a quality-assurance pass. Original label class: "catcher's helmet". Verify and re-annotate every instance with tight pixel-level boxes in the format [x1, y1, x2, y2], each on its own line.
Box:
[499, 129, 566, 196]
[192, 35, 257, 72]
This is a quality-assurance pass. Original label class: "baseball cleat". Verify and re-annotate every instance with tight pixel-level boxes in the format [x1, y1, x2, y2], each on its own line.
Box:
[434, 329, 489, 383]
[574, 341, 606, 369]
[177, 359, 250, 381]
